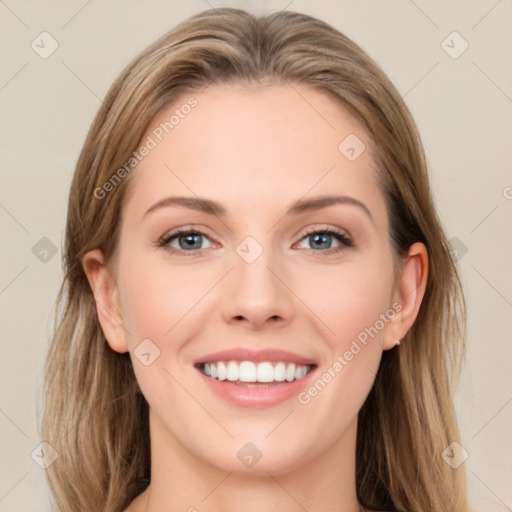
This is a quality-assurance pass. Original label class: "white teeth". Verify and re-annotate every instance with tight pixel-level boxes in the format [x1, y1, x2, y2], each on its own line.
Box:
[201, 360, 312, 383]
[286, 363, 296, 382]
[256, 362, 274, 382]
[226, 361, 238, 381]
[217, 361, 227, 381]
[239, 361, 257, 382]
[295, 365, 308, 380]
[274, 362, 286, 381]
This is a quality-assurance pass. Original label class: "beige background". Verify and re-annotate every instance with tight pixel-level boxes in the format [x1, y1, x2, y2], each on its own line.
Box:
[1, 1, 511, 510]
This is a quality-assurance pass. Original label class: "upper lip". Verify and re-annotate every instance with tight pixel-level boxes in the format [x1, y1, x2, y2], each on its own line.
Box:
[193, 348, 317, 366]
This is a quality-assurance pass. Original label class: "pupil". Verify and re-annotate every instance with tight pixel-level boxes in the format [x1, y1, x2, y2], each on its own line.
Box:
[181, 234, 201, 250]
[312, 233, 331, 249]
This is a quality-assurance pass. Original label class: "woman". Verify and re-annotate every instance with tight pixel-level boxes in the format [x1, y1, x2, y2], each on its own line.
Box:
[41, 7, 469, 512]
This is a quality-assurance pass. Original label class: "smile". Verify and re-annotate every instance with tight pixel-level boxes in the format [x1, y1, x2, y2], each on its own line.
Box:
[200, 360, 313, 384]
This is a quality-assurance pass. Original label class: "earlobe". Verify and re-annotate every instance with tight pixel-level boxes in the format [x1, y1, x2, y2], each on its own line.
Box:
[82, 249, 129, 354]
[383, 242, 429, 350]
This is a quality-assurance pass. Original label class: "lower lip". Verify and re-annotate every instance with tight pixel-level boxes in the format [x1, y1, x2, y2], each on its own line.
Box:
[196, 366, 317, 409]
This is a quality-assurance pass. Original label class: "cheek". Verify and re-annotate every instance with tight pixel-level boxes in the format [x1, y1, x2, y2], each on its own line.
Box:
[294, 255, 395, 419]
[116, 253, 221, 398]
[298, 257, 395, 349]
[118, 254, 209, 344]
[116, 260, 200, 410]
[297, 261, 393, 402]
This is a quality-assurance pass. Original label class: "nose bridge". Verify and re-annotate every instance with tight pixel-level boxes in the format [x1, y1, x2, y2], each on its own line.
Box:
[221, 235, 294, 328]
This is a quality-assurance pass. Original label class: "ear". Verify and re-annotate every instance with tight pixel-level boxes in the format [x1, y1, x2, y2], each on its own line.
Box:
[383, 242, 429, 350]
[82, 249, 129, 353]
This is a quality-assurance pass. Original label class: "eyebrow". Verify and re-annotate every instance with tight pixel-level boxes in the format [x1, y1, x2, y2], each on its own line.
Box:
[143, 194, 374, 224]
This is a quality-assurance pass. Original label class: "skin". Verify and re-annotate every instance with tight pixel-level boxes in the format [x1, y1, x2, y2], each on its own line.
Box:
[83, 83, 428, 512]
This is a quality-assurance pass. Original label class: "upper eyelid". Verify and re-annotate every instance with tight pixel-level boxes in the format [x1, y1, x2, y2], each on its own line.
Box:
[300, 226, 351, 239]
[160, 226, 216, 243]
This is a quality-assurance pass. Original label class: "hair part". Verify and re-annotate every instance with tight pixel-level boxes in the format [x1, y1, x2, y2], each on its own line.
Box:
[42, 7, 468, 511]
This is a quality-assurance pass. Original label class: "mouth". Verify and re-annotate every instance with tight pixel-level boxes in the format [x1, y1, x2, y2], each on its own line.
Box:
[193, 348, 318, 408]
[193, 347, 318, 409]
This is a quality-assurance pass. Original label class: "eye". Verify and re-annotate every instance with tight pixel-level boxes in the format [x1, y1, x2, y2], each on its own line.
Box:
[158, 228, 215, 256]
[158, 226, 353, 257]
[295, 228, 353, 255]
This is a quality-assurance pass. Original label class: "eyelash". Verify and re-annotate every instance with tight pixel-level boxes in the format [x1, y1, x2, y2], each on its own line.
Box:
[157, 226, 353, 258]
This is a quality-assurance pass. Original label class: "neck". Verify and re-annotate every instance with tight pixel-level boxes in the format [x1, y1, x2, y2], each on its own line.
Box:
[130, 409, 364, 512]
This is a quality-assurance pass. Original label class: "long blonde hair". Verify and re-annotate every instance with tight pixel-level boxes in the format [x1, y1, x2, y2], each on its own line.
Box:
[41, 7, 469, 511]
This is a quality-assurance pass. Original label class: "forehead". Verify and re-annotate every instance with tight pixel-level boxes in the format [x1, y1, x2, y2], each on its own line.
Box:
[122, 82, 385, 227]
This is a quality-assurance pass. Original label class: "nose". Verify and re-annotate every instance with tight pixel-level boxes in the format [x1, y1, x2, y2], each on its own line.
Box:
[221, 249, 295, 331]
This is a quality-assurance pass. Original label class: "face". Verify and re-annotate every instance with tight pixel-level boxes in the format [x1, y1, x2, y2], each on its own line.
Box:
[90, 83, 415, 476]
